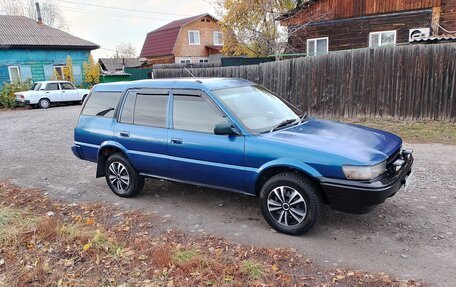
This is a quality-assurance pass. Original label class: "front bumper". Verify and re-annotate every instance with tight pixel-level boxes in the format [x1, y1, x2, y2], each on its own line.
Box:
[320, 151, 414, 214]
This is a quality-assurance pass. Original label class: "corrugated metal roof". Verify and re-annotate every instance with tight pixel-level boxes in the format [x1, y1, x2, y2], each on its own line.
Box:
[99, 58, 141, 72]
[0, 15, 99, 49]
[410, 34, 456, 43]
[140, 13, 216, 58]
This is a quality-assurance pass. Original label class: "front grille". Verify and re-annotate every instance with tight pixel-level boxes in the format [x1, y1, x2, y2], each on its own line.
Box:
[385, 148, 402, 176]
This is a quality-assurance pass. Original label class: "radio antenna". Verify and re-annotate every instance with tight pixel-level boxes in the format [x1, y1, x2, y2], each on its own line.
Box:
[184, 67, 196, 78]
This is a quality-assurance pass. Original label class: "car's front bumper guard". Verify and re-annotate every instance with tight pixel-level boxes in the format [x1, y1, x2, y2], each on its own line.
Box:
[319, 150, 414, 214]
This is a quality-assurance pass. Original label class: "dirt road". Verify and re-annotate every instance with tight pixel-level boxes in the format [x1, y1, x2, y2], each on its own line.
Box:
[1, 106, 454, 286]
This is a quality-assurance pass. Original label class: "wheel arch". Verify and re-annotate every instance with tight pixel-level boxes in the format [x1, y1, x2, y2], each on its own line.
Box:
[254, 160, 329, 204]
[96, 142, 129, 178]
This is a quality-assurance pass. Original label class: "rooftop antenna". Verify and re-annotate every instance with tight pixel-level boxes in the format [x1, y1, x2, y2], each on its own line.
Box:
[183, 67, 195, 78]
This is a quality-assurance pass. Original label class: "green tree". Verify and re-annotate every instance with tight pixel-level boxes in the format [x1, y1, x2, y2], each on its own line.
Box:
[213, 0, 298, 57]
[63, 56, 75, 83]
[82, 54, 100, 86]
[0, 79, 32, 108]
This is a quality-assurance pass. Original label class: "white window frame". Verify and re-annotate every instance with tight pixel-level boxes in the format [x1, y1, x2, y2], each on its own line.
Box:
[198, 58, 209, 63]
[188, 30, 201, 45]
[8, 66, 21, 82]
[213, 31, 223, 46]
[369, 30, 397, 48]
[306, 37, 329, 56]
[54, 65, 65, 80]
[179, 59, 192, 64]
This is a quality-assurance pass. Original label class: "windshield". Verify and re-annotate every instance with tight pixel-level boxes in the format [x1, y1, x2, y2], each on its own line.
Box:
[30, 83, 41, 91]
[212, 85, 300, 133]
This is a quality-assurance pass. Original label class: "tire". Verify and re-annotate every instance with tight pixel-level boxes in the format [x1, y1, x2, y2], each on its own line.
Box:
[105, 153, 145, 198]
[259, 173, 323, 235]
[38, 98, 51, 109]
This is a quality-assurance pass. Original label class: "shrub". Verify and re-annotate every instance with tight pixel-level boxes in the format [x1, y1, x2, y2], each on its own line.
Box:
[0, 79, 32, 108]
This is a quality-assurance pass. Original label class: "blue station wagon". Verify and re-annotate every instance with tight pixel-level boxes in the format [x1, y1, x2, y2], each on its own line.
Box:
[72, 78, 413, 235]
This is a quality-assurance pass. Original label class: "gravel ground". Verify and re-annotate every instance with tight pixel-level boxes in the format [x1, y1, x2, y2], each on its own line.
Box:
[0, 105, 455, 286]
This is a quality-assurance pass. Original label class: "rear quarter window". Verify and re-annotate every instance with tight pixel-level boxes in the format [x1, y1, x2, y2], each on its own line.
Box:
[81, 92, 121, 118]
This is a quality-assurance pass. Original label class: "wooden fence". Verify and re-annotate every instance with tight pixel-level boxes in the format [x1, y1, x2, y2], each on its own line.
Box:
[154, 43, 456, 121]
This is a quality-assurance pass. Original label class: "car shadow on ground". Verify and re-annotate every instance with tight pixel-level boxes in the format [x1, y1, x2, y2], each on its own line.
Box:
[126, 178, 425, 240]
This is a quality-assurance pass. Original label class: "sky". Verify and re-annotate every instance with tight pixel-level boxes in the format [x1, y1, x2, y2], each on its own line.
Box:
[60, 0, 217, 59]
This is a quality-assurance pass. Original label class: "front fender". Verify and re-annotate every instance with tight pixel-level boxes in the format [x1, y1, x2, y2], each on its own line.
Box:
[259, 158, 322, 177]
[246, 158, 323, 195]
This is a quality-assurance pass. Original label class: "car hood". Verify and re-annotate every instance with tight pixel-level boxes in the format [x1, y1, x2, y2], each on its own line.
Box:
[261, 118, 402, 165]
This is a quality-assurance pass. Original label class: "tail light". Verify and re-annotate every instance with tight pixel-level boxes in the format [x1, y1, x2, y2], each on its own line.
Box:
[16, 94, 24, 99]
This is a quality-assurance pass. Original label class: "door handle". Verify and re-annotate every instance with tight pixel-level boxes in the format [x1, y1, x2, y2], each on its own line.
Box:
[120, 131, 130, 138]
[170, 138, 183, 144]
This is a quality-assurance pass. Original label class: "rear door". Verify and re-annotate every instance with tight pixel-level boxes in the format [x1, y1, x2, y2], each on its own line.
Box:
[44, 82, 62, 102]
[167, 90, 245, 192]
[60, 82, 80, 101]
[114, 89, 169, 177]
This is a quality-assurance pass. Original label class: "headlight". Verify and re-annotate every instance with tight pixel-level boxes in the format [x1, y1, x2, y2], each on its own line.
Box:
[342, 161, 386, 180]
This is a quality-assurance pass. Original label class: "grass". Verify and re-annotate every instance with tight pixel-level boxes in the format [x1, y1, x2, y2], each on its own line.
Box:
[241, 259, 265, 280]
[172, 248, 199, 265]
[336, 118, 456, 144]
[0, 182, 427, 287]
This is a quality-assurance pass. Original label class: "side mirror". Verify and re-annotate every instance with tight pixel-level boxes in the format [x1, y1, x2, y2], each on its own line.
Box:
[214, 122, 238, 136]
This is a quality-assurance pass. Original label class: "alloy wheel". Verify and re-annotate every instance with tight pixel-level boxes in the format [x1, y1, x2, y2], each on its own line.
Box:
[267, 186, 307, 227]
[108, 161, 130, 194]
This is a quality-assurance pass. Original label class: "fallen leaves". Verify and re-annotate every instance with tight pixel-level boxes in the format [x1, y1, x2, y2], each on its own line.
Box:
[0, 182, 429, 287]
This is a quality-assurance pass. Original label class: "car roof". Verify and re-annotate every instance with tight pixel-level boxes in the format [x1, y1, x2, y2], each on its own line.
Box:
[35, 81, 71, 84]
[91, 78, 254, 93]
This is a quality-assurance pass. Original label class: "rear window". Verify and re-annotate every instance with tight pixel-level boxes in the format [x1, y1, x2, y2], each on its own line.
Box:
[81, 92, 121, 118]
[133, 94, 168, 127]
[30, 83, 41, 91]
[46, 83, 59, 91]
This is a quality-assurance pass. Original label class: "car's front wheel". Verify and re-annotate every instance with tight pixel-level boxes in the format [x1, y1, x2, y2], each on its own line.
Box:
[105, 153, 144, 198]
[259, 173, 323, 235]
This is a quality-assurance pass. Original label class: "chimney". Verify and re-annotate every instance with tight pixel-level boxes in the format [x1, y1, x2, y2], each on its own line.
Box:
[35, 2, 42, 24]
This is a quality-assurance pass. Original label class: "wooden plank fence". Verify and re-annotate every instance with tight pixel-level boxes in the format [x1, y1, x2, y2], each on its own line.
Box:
[154, 43, 456, 121]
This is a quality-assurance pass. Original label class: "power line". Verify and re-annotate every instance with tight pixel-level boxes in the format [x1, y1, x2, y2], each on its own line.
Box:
[59, 0, 191, 17]
[60, 6, 171, 21]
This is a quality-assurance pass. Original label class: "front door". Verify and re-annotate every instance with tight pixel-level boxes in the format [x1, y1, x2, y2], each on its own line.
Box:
[44, 82, 62, 102]
[167, 90, 245, 192]
[114, 89, 169, 177]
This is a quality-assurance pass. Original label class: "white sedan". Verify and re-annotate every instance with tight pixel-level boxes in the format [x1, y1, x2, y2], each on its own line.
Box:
[15, 81, 91, 109]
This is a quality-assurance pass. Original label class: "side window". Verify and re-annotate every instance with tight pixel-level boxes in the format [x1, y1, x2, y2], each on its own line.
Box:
[119, 92, 136, 124]
[46, 83, 60, 91]
[133, 94, 168, 127]
[173, 95, 225, 134]
[81, 92, 121, 118]
[60, 83, 75, 90]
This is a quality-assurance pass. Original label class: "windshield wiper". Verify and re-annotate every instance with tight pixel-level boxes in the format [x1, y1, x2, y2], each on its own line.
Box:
[270, 119, 298, 133]
[299, 112, 309, 124]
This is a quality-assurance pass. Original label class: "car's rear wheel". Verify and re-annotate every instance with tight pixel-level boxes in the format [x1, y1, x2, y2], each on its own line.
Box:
[38, 98, 51, 109]
[259, 173, 323, 235]
[105, 153, 144, 198]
